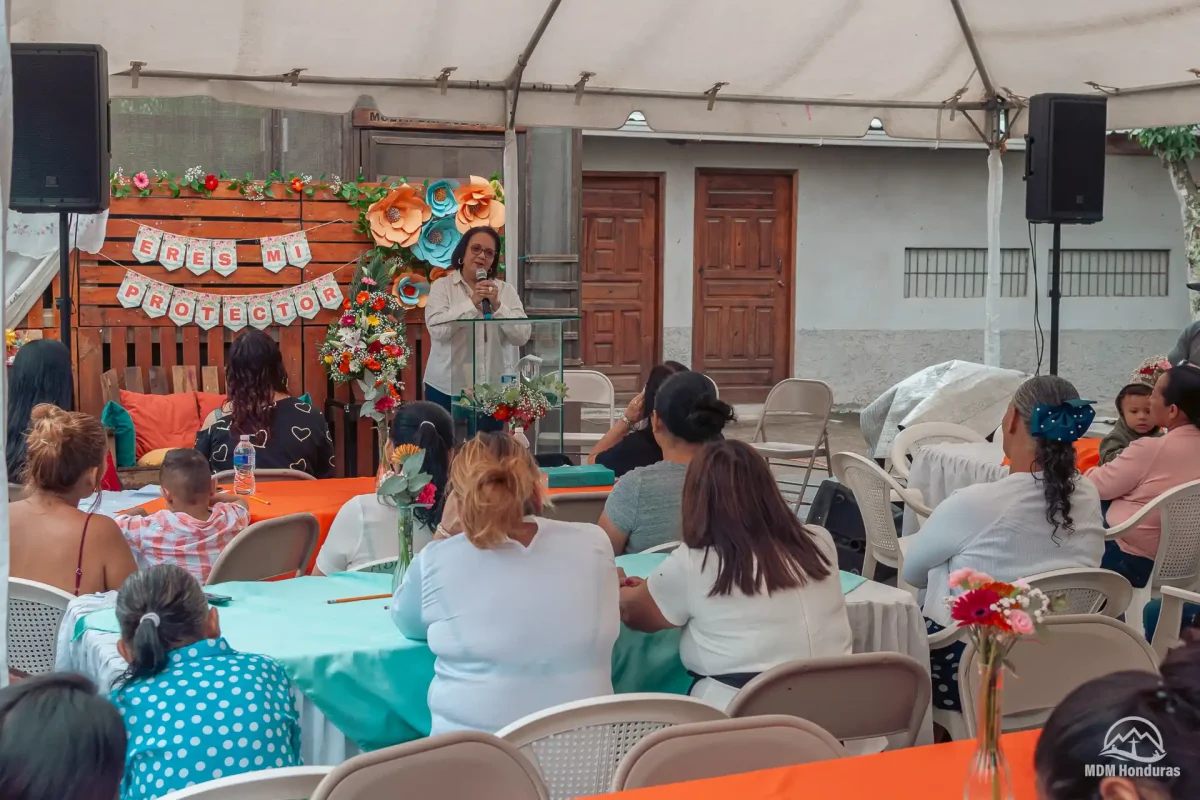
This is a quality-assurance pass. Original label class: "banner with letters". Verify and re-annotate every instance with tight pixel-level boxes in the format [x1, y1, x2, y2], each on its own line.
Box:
[128, 224, 318, 276]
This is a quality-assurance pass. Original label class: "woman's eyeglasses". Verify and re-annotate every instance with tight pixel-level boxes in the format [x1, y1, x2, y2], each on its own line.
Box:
[469, 243, 496, 260]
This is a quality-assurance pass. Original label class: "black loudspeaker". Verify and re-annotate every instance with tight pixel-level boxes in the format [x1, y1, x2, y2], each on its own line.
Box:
[10, 43, 110, 213]
[1024, 93, 1107, 224]
[805, 478, 897, 582]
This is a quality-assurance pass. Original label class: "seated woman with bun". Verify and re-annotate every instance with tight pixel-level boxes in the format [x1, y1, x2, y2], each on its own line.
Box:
[599, 371, 735, 555]
[587, 361, 688, 478]
[8, 405, 137, 599]
[195, 329, 333, 478]
[392, 433, 618, 735]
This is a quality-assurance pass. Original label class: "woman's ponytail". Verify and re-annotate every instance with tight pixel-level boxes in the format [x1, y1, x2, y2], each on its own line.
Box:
[114, 565, 210, 687]
[388, 402, 455, 529]
[450, 433, 545, 549]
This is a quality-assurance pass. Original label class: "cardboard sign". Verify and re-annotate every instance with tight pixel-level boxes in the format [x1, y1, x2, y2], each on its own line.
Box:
[248, 295, 274, 329]
[212, 240, 238, 277]
[132, 225, 163, 264]
[117, 271, 149, 308]
[159, 233, 186, 271]
[223, 297, 248, 331]
[168, 289, 198, 326]
[185, 239, 212, 275]
[285, 231, 312, 267]
[294, 283, 321, 319]
[141, 281, 172, 318]
[260, 236, 287, 273]
[316, 274, 344, 309]
[194, 294, 222, 330]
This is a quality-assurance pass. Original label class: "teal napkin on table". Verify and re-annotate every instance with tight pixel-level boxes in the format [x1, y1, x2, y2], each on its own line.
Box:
[541, 464, 615, 488]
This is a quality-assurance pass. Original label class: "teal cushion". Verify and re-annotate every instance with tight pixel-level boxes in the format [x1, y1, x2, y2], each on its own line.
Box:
[298, 392, 312, 405]
[541, 464, 616, 489]
[101, 401, 137, 468]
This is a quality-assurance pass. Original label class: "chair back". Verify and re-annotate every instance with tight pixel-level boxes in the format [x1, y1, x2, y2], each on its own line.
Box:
[205, 512, 319, 584]
[7, 578, 75, 675]
[539, 492, 608, 525]
[703, 374, 720, 398]
[562, 370, 616, 422]
[1151, 479, 1200, 590]
[347, 557, 399, 575]
[212, 469, 316, 484]
[960, 615, 1158, 736]
[8, 482, 24, 501]
[830, 452, 903, 567]
[160, 767, 332, 799]
[1151, 586, 1200, 661]
[752, 379, 832, 442]
[725, 652, 930, 748]
[611, 716, 844, 792]
[496, 693, 727, 800]
[1021, 568, 1133, 618]
[889, 422, 987, 479]
[310, 731, 547, 800]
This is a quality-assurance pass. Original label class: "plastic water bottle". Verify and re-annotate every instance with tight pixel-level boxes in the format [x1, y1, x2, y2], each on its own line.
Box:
[233, 435, 256, 496]
[500, 348, 518, 387]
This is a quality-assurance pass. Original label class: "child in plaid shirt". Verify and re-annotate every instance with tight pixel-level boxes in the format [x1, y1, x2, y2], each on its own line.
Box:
[115, 449, 250, 583]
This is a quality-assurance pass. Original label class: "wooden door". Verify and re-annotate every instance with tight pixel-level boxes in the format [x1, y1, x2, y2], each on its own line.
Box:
[581, 174, 661, 397]
[693, 171, 794, 403]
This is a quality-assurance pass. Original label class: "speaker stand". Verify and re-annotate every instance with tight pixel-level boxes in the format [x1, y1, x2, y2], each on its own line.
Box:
[1048, 222, 1062, 375]
[56, 211, 72, 354]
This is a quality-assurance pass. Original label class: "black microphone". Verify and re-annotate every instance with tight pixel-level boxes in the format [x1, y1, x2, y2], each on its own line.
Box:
[477, 268, 493, 318]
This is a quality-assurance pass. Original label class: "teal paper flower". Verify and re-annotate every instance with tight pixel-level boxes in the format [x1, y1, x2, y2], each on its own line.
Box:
[393, 273, 430, 308]
[426, 179, 459, 218]
[411, 216, 461, 267]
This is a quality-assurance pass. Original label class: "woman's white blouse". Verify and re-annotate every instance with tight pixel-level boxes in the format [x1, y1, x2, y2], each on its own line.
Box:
[391, 517, 619, 735]
[315, 494, 434, 574]
[422, 271, 530, 394]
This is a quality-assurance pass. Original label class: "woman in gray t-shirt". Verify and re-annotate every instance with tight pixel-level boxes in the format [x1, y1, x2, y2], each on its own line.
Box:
[600, 371, 735, 554]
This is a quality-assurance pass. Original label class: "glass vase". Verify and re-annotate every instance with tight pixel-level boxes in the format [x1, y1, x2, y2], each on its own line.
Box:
[391, 505, 414, 594]
[964, 660, 1013, 800]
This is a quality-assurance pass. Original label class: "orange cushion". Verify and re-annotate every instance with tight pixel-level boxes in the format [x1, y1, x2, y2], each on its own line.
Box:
[120, 390, 202, 459]
[196, 392, 228, 424]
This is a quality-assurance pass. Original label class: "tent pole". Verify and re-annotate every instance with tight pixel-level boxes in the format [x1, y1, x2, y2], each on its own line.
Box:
[503, 92, 520, 292]
[983, 147, 1003, 367]
[56, 212, 71, 353]
[1049, 223, 1062, 374]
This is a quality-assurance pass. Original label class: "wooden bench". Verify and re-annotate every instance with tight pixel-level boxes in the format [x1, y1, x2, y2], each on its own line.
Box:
[102, 365, 224, 489]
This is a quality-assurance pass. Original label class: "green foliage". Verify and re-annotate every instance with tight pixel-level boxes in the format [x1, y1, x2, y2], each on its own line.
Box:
[1131, 126, 1200, 163]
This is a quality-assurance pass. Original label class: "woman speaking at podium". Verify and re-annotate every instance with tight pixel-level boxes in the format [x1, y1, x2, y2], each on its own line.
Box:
[422, 225, 530, 427]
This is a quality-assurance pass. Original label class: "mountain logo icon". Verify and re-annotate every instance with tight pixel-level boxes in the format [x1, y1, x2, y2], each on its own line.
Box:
[1100, 716, 1167, 763]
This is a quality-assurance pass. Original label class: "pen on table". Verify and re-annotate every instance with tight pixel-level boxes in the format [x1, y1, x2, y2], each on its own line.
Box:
[326, 593, 391, 605]
[245, 494, 271, 506]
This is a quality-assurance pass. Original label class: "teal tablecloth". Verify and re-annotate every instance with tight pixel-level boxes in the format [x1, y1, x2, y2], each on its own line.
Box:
[78, 554, 867, 752]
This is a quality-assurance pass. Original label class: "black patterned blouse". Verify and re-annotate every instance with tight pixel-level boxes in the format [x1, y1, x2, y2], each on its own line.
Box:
[194, 397, 335, 478]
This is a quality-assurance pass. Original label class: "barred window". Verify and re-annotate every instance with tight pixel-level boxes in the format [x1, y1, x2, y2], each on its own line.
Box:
[904, 248, 1029, 298]
[1059, 250, 1169, 297]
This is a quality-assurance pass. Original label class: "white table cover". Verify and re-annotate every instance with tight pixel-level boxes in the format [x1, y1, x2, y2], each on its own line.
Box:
[902, 442, 1008, 535]
[57, 581, 932, 763]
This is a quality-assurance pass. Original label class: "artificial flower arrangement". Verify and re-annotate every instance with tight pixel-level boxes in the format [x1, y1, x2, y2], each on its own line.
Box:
[946, 568, 1060, 800]
[1133, 355, 1172, 387]
[318, 252, 410, 423]
[457, 371, 568, 433]
[376, 443, 437, 588]
[5, 329, 24, 366]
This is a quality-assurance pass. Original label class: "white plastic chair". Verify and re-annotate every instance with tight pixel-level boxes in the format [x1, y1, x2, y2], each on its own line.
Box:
[496, 693, 728, 800]
[7, 577, 75, 676]
[1151, 585, 1200, 661]
[640, 541, 681, 554]
[348, 557, 399, 574]
[159, 767, 332, 799]
[212, 468, 316, 483]
[559, 370, 615, 448]
[1105, 478, 1200, 633]
[888, 422, 988, 481]
[750, 379, 834, 510]
[829, 452, 932, 597]
[1021, 568, 1133, 618]
[959, 615, 1158, 737]
[540, 491, 609, 525]
[703, 374, 719, 398]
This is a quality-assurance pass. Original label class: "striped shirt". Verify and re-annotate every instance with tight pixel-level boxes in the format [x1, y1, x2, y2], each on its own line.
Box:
[116, 504, 250, 583]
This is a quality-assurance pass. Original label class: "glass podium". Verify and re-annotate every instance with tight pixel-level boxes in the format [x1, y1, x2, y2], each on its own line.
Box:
[427, 315, 577, 453]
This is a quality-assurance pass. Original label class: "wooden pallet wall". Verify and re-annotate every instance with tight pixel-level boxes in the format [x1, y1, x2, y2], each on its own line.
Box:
[17, 185, 431, 477]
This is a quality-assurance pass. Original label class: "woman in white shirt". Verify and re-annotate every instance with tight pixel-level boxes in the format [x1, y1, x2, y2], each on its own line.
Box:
[391, 432, 619, 735]
[619, 439, 853, 711]
[901, 375, 1105, 713]
[422, 226, 530, 428]
[314, 401, 454, 575]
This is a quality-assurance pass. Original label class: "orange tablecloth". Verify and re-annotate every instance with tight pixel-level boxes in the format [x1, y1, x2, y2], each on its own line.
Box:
[590, 730, 1040, 800]
[1002, 437, 1101, 472]
[134, 477, 614, 573]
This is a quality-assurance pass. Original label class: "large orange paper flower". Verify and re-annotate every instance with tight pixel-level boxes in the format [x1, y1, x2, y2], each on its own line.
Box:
[367, 184, 432, 248]
[453, 175, 505, 233]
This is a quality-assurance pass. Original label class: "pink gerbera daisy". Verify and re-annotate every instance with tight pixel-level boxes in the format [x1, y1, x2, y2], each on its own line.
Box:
[132, 171, 150, 190]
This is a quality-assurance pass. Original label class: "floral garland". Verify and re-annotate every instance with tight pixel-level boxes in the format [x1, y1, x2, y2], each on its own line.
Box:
[109, 167, 506, 280]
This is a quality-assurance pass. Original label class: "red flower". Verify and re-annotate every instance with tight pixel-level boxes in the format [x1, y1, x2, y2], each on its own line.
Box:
[340, 314, 355, 326]
[204, 174, 218, 191]
[337, 361, 350, 374]
[416, 482, 437, 506]
[494, 405, 510, 421]
[367, 340, 383, 354]
[343, 299, 351, 310]
[290, 177, 304, 193]
[355, 291, 369, 305]
[386, 345, 402, 357]
[371, 296, 386, 311]
[364, 358, 381, 371]
[950, 589, 1008, 629]
[374, 396, 396, 413]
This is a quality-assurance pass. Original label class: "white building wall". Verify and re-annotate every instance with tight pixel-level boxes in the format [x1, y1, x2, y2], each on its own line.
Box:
[582, 137, 1188, 411]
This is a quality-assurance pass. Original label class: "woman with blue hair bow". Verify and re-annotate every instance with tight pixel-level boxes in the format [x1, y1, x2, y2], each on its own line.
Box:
[901, 375, 1106, 714]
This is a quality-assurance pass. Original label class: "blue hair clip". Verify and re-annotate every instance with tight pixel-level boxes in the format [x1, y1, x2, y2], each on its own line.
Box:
[1030, 399, 1096, 443]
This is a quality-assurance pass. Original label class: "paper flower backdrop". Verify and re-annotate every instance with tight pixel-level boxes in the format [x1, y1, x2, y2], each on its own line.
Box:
[393, 271, 431, 308]
[426, 179, 459, 218]
[411, 216, 461, 268]
[367, 184, 432, 248]
[454, 175, 505, 232]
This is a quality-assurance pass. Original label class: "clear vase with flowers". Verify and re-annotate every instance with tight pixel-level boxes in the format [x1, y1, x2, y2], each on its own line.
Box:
[376, 443, 436, 591]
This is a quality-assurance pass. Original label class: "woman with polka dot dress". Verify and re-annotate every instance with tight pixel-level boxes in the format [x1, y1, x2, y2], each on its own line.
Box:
[108, 565, 301, 799]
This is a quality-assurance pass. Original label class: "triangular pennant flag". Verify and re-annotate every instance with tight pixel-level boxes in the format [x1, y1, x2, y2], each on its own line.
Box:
[132, 225, 163, 264]
[212, 240, 238, 277]
[117, 271, 150, 309]
[141, 280, 172, 318]
[159, 233, 187, 271]
[194, 294, 222, 330]
[168, 288, 198, 326]
[284, 231, 313, 267]
[248, 294, 274, 329]
[223, 296, 248, 331]
[271, 289, 298, 325]
[260, 236, 288, 273]
[315, 274, 344, 309]
[185, 238, 212, 275]
[294, 282, 321, 320]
